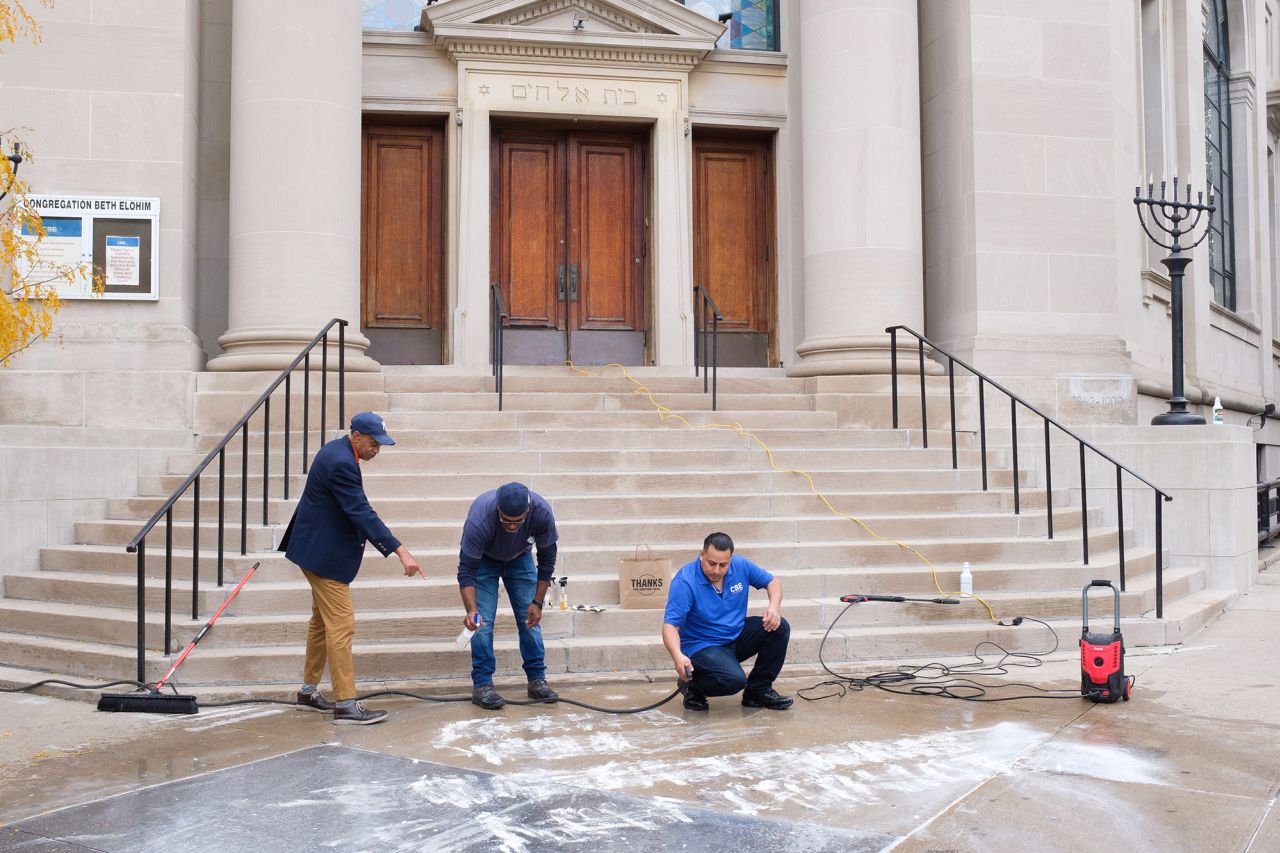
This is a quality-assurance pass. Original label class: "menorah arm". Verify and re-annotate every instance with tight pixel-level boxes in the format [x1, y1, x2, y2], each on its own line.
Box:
[1134, 204, 1177, 251]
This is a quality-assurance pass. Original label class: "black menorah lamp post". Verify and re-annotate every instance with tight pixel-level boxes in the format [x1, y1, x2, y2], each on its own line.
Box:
[1133, 176, 1216, 425]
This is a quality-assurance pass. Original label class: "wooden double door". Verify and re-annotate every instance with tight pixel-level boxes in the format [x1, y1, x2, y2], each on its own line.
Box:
[492, 127, 647, 365]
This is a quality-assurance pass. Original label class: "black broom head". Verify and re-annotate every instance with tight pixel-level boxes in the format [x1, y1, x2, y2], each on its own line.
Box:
[97, 691, 199, 714]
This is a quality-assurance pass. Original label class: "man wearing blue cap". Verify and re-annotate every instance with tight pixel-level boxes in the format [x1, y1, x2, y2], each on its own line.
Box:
[280, 411, 422, 725]
[457, 482, 560, 709]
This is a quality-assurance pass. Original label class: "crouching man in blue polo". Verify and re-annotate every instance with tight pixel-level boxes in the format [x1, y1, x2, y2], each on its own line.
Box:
[662, 532, 793, 711]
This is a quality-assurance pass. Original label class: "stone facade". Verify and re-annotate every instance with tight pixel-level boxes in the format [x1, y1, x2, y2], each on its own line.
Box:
[0, 0, 1277, 585]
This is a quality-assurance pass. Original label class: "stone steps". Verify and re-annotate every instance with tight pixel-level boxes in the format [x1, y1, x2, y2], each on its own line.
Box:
[0, 568, 1200, 651]
[2, 549, 1156, 615]
[164, 446, 1008, 477]
[0, 576, 1230, 685]
[40, 524, 1124, 581]
[192, 426, 978, 453]
[136, 466, 1029, 499]
[75, 507, 1089, 550]
[107, 487, 1055, 524]
[0, 366, 1227, 697]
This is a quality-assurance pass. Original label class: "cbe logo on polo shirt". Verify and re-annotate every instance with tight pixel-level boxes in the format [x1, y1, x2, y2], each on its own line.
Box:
[729, 582, 744, 595]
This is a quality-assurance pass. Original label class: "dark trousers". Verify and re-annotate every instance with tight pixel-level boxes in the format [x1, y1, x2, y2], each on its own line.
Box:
[689, 616, 790, 697]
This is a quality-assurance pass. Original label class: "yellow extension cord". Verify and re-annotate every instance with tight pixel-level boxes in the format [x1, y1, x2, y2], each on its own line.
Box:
[564, 361, 1004, 624]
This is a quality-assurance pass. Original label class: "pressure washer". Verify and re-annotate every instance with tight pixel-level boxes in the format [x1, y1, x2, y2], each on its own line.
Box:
[1079, 579, 1131, 703]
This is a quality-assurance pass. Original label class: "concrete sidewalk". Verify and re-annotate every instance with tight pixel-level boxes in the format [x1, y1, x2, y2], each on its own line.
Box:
[2, 575, 1277, 852]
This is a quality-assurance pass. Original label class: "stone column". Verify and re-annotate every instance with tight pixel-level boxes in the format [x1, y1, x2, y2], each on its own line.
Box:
[789, 0, 925, 376]
[208, 0, 375, 371]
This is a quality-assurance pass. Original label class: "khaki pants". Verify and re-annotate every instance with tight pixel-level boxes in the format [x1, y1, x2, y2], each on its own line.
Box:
[301, 569, 356, 701]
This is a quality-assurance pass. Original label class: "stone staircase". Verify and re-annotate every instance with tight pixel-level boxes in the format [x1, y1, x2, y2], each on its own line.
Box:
[0, 367, 1236, 694]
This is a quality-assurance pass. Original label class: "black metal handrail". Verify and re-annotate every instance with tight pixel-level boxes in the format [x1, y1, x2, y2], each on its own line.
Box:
[124, 319, 348, 683]
[491, 282, 507, 412]
[694, 285, 722, 411]
[886, 325, 1172, 617]
[1257, 477, 1280, 545]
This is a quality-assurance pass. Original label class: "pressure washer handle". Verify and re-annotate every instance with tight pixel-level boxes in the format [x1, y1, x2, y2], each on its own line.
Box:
[1081, 579, 1121, 633]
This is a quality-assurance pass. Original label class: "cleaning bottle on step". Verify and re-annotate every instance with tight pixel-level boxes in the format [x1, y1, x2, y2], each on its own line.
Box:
[558, 576, 569, 610]
[1212, 397, 1224, 425]
[960, 561, 974, 596]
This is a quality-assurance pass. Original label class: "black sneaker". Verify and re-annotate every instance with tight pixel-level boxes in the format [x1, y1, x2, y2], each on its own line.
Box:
[332, 701, 388, 725]
[296, 689, 335, 712]
[472, 684, 506, 710]
[527, 679, 559, 702]
[678, 679, 708, 712]
[741, 687, 793, 710]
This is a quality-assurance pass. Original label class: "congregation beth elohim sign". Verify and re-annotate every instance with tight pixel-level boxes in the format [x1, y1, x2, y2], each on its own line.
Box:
[17, 194, 160, 301]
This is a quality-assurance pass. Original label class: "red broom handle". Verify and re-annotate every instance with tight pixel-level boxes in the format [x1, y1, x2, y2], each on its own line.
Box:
[155, 562, 260, 690]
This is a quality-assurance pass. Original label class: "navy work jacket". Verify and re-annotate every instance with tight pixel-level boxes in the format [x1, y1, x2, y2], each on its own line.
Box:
[279, 436, 401, 584]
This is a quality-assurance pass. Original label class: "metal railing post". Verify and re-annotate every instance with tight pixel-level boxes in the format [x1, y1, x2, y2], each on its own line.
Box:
[217, 449, 226, 587]
[1079, 441, 1089, 565]
[191, 476, 200, 621]
[338, 321, 346, 430]
[302, 352, 310, 473]
[1155, 492, 1164, 618]
[1116, 465, 1126, 591]
[164, 510, 172, 655]
[978, 379, 987, 491]
[889, 327, 899, 429]
[948, 357, 957, 468]
[136, 539, 146, 684]
[1044, 417, 1053, 539]
[918, 338, 927, 448]
[1011, 401, 1019, 515]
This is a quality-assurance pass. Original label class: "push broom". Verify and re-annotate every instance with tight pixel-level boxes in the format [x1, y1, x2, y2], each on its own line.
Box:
[98, 561, 260, 714]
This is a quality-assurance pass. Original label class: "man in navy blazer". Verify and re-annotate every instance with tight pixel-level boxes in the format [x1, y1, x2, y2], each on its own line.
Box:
[279, 411, 422, 725]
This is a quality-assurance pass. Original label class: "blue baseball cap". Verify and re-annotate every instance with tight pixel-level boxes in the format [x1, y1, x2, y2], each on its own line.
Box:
[350, 412, 395, 445]
[497, 482, 530, 516]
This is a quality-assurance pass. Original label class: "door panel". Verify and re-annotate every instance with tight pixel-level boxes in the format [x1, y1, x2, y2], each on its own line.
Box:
[693, 136, 773, 367]
[569, 135, 642, 331]
[362, 125, 441, 329]
[496, 135, 564, 328]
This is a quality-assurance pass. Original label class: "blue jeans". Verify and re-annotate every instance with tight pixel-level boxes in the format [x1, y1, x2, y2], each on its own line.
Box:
[470, 553, 546, 687]
[689, 616, 790, 697]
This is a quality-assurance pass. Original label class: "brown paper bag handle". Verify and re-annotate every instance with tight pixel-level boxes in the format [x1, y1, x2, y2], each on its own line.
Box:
[634, 544, 652, 560]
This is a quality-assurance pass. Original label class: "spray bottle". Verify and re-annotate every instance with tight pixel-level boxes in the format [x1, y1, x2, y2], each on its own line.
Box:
[960, 561, 974, 596]
[1212, 396, 1224, 425]
[557, 576, 569, 610]
[456, 613, 483, 649]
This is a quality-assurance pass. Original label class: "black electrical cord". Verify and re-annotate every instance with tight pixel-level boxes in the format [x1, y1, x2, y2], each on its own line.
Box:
[798, 604, 1090, 703]
[1, 678, 147, 692]
[1, 675, 681, 715]
[199, 686, 682, 714]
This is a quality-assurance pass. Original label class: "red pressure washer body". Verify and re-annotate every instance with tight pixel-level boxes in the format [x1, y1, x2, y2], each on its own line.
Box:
[1080, 580, 1130, 703]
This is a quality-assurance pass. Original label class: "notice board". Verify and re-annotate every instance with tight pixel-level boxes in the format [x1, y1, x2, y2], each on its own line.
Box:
[17, 195, 160, 300]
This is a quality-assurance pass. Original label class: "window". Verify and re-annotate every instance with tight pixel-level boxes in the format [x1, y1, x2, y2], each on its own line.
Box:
[1203, 0, 1236, 310]
[362, 0, 430, 32]
[682, 0, 779, 51]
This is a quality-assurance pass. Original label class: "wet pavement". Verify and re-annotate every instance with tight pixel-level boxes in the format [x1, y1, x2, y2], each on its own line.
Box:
[2, 578, 1278, 852]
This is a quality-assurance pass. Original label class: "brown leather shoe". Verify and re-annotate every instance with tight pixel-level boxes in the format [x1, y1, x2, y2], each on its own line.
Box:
[296, 690, 335, 712]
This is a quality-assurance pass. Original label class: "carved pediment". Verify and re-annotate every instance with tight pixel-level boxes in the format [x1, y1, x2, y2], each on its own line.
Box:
[421, 0, 724, 67]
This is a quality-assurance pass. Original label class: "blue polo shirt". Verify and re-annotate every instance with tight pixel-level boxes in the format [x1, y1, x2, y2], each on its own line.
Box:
[663, 555, 775, 656]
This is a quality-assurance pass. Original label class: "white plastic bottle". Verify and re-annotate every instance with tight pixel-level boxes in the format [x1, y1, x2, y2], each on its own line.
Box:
[456, 613, 482, 649]
[959, 561, 973, 596]
[1212, 396, 1224, 425]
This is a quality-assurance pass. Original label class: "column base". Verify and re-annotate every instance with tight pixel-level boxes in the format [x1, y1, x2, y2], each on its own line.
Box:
[786, 335, 944, 377]
[207, 325, 380, 373]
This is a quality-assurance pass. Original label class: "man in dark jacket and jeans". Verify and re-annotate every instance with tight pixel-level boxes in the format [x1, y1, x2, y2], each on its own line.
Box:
[280, 411, 422, 725]
[457, 482, 559, 709]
